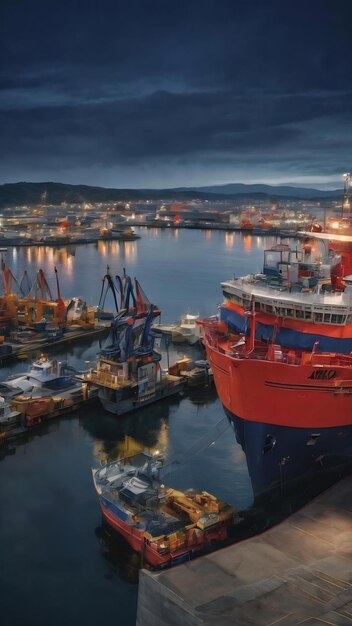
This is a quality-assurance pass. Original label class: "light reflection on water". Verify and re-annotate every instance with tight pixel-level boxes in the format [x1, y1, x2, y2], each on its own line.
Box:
[0, 228, 277, 626]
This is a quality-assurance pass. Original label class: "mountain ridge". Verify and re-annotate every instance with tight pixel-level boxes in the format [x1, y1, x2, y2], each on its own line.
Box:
[0, 181, 343, 208]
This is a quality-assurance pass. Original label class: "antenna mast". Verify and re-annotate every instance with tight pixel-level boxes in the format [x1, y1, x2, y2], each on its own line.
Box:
[342, 172, 351, 217]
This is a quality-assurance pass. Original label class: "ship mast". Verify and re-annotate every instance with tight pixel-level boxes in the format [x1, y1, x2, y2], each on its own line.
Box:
[342, 172, 352, 217]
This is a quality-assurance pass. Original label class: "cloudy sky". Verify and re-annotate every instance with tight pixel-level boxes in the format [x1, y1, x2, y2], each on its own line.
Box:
[1, 0, 352, 189]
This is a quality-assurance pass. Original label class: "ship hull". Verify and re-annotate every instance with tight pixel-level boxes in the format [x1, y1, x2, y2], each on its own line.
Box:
[205, 338, 352, 497]
[99, 495, 144, 553]
[98, 379, 184, 416]
[225, 407, 352, 498]
[98, 494, 229, 568]
[220, 302, 352, 353]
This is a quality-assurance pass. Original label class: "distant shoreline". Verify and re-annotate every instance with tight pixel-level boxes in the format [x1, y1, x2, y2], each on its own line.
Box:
[0, 223, 301, 248]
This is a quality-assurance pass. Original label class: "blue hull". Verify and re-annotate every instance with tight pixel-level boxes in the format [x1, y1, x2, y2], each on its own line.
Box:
[224, 407, 352, 498]
[220, 305, 352, 353]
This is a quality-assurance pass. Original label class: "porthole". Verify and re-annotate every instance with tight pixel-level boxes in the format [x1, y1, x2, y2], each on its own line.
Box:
[263, 434, 277, 454]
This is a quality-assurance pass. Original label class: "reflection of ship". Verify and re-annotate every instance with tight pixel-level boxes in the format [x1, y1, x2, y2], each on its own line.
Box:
[93, 451, 237, 569]
[83, 271, 184, 415]
[95, 523, 141, 584]
[200, 312, 352, 498]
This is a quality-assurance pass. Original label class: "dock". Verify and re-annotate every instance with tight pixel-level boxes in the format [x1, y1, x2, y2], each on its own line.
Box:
[137, 474, 352, 625]
[1, 325, 109, 360]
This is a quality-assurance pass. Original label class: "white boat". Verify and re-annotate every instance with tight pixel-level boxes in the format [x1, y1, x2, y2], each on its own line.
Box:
[5, 355, 75, 394]
[153, 313, 201, 345]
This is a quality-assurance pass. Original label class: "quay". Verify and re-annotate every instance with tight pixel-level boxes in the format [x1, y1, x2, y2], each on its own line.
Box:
[137, 474, 352, 625]
[1, 324, 109, 361]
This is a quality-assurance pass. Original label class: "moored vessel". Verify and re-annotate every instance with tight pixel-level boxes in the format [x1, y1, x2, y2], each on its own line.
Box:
[220, 176, 352, 353]
[199, 313, 352, 498]
[92, 451, 237, 568]
[83, 271, 184, 415]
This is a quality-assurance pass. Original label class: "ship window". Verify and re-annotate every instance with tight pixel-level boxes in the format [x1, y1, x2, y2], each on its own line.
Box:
[286, 308, 294, 317]
[295, 310, 304, 319]
[266, 305, 273, 313]
[263, 434, 276, 454]
[314, 313, 323, 323]
[323, 313, 331, 323]
[304, 310, 312, 319]
[306, 433, 320, 446]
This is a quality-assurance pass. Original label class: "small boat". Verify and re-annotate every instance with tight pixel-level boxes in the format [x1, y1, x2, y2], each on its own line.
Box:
[153, 313, 201, 345]
[92, 452, 237, 569]
[5, 354, 77, 394]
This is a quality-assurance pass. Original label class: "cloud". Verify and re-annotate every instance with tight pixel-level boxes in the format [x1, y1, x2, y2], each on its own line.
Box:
[1, 0, 352, 186]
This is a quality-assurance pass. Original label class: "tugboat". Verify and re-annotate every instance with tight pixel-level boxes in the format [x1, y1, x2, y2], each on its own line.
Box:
[84, 270, 184, 415]
[92, 451, 237, 569]
[199, 307, 352, 498]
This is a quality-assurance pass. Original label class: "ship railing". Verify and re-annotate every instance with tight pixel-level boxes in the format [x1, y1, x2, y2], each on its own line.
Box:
[86, 370, 129, 389]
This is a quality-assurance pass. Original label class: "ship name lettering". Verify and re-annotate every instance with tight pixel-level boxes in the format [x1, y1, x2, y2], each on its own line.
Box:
[308, 369, 336, 380]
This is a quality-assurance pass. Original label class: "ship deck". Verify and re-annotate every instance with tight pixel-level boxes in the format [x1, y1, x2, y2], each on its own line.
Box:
[222, 276, 351, 308]
[137, 473, 352, 625]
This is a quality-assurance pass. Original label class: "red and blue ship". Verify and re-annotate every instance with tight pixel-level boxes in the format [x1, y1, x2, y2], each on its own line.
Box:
[202, 179, 352, 498]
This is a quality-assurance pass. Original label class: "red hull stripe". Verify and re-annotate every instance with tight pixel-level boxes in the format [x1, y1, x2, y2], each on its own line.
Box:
[265, 381, 352, 392]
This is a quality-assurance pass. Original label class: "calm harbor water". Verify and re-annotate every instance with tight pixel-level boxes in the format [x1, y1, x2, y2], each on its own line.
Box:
[0, 228, 281, 626]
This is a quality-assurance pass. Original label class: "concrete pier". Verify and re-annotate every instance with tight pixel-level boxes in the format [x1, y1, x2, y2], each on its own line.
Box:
[136, 475, 352, 625]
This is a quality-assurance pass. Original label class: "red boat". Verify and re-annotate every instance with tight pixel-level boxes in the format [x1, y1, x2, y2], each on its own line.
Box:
[199, 312, 352, 497]
[92, 452, 237, 568]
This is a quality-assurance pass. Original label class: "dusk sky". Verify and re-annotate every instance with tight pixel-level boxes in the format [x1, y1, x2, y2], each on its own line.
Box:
[1, 0, 352, 190]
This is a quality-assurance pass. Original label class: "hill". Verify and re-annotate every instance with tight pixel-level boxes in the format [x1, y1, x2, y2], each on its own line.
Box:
[0, 181, 342, 208]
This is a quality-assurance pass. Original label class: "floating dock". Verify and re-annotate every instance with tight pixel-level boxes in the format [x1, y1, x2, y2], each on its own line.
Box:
[137, 474, 352, 625]
[0, 386, 98, 442]
[0, 325, 109, 361]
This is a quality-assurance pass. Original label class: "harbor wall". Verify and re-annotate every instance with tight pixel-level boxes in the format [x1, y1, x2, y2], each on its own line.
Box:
[136, 474, 352, 626]
[136, 570, 202, 626]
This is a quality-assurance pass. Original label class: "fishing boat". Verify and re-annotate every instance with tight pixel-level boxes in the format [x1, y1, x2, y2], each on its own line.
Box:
[83, 270, 184, 415]
[5, 354, 79, 394]
[92, 451, 237, 568]
[220, 176, 352, 353]
[199, 311, 352, 498]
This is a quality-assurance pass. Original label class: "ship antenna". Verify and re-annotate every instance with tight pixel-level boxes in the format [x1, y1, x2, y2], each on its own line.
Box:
[342, 172, 351, 217]
[54, 266, 61, 301]
[245, 297, 256, 355]
[309, 340, 319, 362]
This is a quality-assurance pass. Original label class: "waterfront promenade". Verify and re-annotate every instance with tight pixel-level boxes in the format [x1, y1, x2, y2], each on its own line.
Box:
[137, 474, 352, 625]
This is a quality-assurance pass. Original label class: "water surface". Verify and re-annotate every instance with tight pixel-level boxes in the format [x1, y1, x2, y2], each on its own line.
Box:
[0, 228, 276, 626]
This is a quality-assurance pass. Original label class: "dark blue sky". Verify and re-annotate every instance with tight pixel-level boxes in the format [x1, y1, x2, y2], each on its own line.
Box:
[1, 0, 352, 189]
